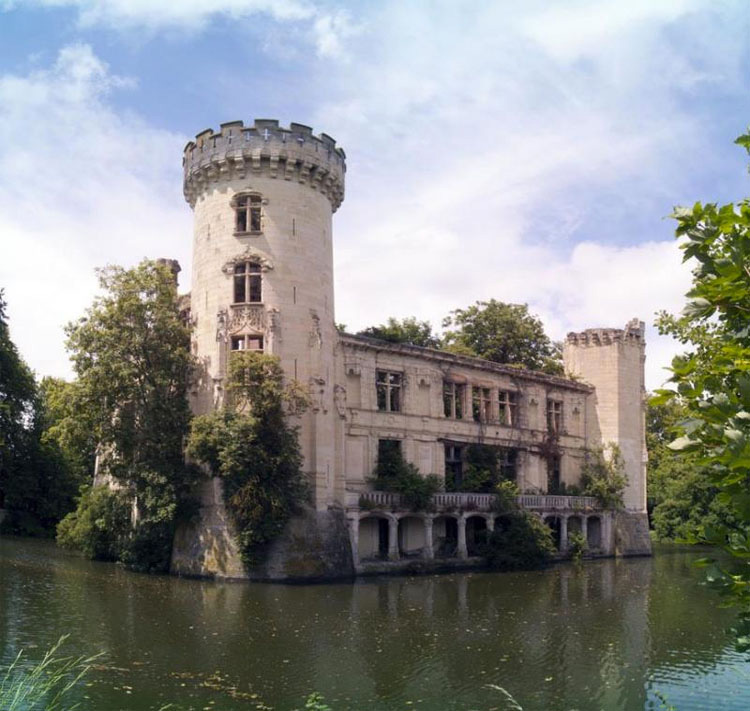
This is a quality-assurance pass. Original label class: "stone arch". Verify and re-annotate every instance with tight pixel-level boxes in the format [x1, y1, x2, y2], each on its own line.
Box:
[544, 515, 563, 551]
[466, 514, 489, 556]
[433, 514, 459, 558]
[397, 515, 426, 557]
[587, 515, 602, 550]
[359, 514, 392, 561]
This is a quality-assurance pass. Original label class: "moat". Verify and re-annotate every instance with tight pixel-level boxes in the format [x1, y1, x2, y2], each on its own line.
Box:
[1, 538, 749, 711]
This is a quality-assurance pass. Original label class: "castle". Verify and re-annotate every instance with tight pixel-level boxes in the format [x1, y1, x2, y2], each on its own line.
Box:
[169, 119, 650, 580]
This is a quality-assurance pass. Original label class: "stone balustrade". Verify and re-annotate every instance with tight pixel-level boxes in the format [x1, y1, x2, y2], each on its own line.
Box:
[348, 490, 600, 513]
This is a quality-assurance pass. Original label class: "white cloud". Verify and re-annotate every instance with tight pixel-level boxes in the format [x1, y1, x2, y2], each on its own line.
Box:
[0, 44, 190, 378]
[1, 0, 359, 58]
[1, 0, 741, 392]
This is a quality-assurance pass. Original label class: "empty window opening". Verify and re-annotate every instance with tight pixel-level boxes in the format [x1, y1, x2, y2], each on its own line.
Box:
[472, 387, 492, 422]
[547, 454, 561, 493]
[547, 399, 563, 433]
[444, 443, 464, 490]
[498, 390, 518, 426]
[376, 370, 402, 412]
[233, 262, 262, 303]
[443, 381, 465, 419]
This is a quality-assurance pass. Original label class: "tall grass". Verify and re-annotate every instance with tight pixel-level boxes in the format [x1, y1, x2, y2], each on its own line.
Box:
[0, 636, 100, 711]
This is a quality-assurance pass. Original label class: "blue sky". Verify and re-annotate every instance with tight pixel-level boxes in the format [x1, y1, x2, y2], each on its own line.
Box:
[1, 0, 750, 389]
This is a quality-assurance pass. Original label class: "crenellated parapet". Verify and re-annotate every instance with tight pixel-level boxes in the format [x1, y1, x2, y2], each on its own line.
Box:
[183, 119, 346, 211]
[566, 318, 645, 348]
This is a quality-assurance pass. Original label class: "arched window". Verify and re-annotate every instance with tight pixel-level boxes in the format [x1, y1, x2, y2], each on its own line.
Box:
[234, 193, 262, 234]
[234, 262, 262, 303]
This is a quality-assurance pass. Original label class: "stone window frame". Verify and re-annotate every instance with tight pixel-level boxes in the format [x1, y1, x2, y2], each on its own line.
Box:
[232, 192, 264, 235]
[498, 390, 519, 427]
[233, 261, 263, 304]
[547, 398, 564, 433]
[376, 370, 403, 412]
[444, 442, 464, 488]
[442, 381, 465, 419]
[472, 386, 493, 423]
[230, 334, 264, 353]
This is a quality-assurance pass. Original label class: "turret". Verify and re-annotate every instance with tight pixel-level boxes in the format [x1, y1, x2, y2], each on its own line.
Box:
[563, 319, 647, 513]
[183, 119, 346, 509]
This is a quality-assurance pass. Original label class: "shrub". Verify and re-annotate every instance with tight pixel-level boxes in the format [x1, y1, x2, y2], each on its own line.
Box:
[580, 444, 628, 509]
[568, 530, 587, 562]
[56, 486, 131, 561]
[371, 445, 439, 511]
[493, 479, 520, 513]
[481, 510, 555, 570]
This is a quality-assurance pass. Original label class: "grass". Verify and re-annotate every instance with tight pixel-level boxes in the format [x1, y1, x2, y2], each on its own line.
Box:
[0, 636, 101, 711]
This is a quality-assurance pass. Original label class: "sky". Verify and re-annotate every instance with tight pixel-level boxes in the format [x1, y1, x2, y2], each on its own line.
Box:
[1, 0, 749, 390]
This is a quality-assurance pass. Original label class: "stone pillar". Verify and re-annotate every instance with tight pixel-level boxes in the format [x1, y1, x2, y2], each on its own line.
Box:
[560, 516, 569, 553]
[486, 516, 495, 533]
[457, 515, 468, 560]
[423, 517, 434, 560]
[388, 517, 400, 561]
[581, 516, 588, 547]
[348, 515, 360, 567]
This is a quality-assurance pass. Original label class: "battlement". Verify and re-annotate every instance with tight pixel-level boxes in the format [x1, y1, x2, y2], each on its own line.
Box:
[566, 318, 645, 348]
[183, 119, 346, 211]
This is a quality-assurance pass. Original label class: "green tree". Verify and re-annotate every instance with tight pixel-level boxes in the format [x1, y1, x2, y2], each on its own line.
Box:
[442, 300, 563, 374]
[58, 260, 195, 571]
[186, 351, 308, 568]
[654, 130, 750, 647]
[358, 316, 441, 348]
[646, 396, 736, 541]
[0, 289, 37, 512]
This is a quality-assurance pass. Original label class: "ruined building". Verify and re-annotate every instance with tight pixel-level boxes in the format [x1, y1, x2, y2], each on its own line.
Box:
[170, 119, 651, 580]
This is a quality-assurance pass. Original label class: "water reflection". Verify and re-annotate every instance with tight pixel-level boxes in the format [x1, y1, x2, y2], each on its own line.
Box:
[0, 538, 745, 710]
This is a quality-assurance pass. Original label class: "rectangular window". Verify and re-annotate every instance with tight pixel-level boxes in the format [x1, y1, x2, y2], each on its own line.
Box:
[498, 390, 518, 426]
[376, 439, 402, 479]
[499, 448, 517, 481]
[235, 194, 262, 234]
[233, 262, 262, 304]
[231, 335, 264, 352]
[547, 399, 563, 433]
[472, 386, 492, 422]
[443, 381, 464, 419]
[547, 454, 561, 493]
[444, 443, 464, 490]
[376, 370, 402, 412]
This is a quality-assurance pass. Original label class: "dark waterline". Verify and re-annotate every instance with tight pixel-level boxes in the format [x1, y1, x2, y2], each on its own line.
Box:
[1, 537, 749, 710]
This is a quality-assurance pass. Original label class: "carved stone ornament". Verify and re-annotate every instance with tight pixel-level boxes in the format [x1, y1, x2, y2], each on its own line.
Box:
[221, 246, 274, 275]
[229, 304, 266, 333]
[309, 376, 327, 413]
[309, 310, 323, 348]
[334, 384, 347, 419]
[216, 309, 228, 342]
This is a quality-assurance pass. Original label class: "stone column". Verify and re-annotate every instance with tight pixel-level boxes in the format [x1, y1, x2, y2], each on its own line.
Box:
[348, 515, 360, 567]
[560, 516, 569, 553]
[581, 516, 588, 547]
[457, 515, 468, 560]
[423, 517, 434, 560]
[388, 517, 400, 561]
[486, 516, 495, 533]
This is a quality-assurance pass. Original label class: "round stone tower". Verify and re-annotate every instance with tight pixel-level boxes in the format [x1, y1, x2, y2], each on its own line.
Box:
[183, 119, 346, 510]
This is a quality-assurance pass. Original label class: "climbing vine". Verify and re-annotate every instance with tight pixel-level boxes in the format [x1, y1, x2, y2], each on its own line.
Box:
[187, 351, 308, 568]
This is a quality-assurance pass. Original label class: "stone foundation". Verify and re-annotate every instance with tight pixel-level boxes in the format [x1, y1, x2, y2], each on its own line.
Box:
[613, 511, 652, 557]
[170, 477, 354, 581]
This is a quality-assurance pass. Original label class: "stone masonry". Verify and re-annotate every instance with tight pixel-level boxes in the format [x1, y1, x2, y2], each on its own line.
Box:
[170, 119, 651, 580]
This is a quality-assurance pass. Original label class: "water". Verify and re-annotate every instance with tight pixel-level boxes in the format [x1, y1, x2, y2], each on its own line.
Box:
[1, 538, 749, 711]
